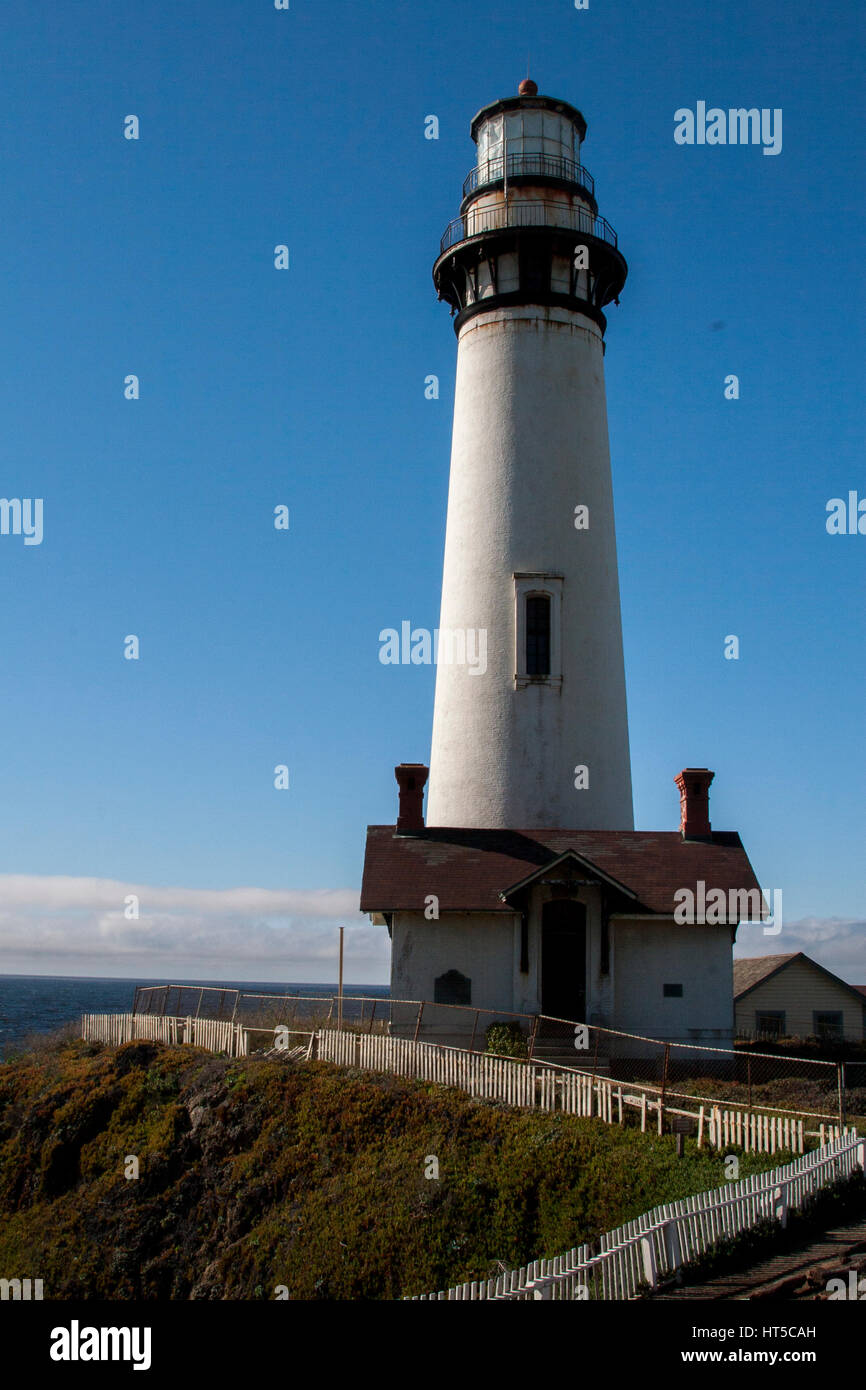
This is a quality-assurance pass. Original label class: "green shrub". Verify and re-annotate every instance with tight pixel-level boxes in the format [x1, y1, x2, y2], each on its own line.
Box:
[486, 1022, 529, 1059]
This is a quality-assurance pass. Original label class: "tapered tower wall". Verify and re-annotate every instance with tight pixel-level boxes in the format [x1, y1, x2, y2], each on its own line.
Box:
[426, 302, 633, 829]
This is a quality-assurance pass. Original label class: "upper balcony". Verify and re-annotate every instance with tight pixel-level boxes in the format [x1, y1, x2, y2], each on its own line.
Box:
[462, 151, 595, 204]
[439, 198, 618, 258]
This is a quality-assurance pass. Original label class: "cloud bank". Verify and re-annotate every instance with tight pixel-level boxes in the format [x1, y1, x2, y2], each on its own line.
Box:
[0, 875, 385, 983]
[0, 876, 860, 988]
[734, 916, 866, 984]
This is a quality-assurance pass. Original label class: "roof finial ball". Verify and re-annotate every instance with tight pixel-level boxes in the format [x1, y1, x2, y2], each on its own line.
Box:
[518, 77, 538, 96]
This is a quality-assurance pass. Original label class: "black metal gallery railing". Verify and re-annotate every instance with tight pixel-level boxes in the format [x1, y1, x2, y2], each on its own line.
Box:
[463, 151, 595, 200]
[439, 199, 618, 257]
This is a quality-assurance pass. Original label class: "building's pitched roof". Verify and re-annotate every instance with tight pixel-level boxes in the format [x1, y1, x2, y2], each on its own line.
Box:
[733, 954, 800, 999]
[733, 951, 866, 1005]
[360, 826, 761, 917]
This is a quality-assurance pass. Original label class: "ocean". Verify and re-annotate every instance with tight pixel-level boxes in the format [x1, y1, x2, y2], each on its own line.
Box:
[0, 975, 389, 1059]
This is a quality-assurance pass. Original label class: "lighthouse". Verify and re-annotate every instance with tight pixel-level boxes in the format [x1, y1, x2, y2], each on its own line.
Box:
[362, 82, 762, 1049]
[426, 78, 633, 831]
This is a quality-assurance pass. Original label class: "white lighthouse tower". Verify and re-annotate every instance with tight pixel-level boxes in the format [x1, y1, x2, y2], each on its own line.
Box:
[426, 79, 633, 831]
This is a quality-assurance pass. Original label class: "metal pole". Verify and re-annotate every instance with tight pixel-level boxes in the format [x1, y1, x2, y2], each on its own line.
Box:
[413, 1000, 425, 1043]
[659, 1045, 671, 1134]
[338, 927, 344, 1032]
[528, 1014, 539, 1060]
[838, 1063, 846, 1129]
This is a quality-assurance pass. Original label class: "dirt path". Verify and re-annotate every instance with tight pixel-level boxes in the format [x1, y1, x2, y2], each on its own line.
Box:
[653, 1217, 866, 1300]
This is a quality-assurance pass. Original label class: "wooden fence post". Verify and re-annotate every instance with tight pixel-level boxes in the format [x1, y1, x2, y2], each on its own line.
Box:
[639, 1236, 658, 1289]
[413, 1001, 425, 1043]
[662, 1220, 683, 1278]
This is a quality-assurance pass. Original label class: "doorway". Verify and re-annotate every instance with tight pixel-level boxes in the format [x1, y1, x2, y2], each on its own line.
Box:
[541, 899, 587, 1021]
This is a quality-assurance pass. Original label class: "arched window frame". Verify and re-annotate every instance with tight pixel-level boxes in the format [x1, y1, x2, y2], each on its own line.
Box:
[514, 572, 563, 689]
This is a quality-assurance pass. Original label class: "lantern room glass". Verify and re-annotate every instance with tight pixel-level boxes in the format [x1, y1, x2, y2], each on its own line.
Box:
[477, 110, 581, 165]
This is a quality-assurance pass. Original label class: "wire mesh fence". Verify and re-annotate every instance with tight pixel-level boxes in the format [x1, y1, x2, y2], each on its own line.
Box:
[531, 1015, 844, 1123]
[130, 985, 854, 1124]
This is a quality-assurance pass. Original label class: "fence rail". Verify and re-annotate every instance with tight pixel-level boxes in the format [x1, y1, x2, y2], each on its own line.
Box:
[409, 1131, 865, 1300]
[315, 1029, 844, 1155]
[128, 985, 853, 1123]
[82, 1012, 846, 1157]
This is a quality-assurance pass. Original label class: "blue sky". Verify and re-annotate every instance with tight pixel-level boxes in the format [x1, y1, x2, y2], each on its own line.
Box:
[0, 0, 862, 982]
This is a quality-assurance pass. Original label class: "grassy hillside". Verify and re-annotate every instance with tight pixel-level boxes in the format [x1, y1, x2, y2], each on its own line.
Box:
[0, 1039, 793, 1300]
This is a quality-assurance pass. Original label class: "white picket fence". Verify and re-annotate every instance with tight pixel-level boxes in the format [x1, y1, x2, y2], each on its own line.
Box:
[707, 1106, 807, 1155]
[315, 1031, 831, 1154]
[81, 1013, 249, 1057]
[80, 1017, 847, 1157]
[409, 1130, 865, 1300]
[317, 1030, 629, 1115]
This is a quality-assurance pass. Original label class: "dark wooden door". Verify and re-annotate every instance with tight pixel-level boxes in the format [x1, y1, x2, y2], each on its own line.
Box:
[541, 899, 587, 1021]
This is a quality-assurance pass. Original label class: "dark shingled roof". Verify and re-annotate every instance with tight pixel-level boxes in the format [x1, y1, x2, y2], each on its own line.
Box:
[733, 952, 866, 1004]
[361, 826, 762, 917]
[733, 954, 799, 999]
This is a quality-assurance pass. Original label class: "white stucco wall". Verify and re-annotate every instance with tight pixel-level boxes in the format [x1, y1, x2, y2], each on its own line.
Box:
[391, 883, 613, 1034]
[426, 304, 633, 830]
[390, 909, 519, 1031]
[388, 899, 734, 1051]
[612, 917, 734, 1047]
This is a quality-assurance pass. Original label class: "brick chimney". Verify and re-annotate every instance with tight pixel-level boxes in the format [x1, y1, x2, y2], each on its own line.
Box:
[395, 764, 428, 833]
[675, 768, 714, 840]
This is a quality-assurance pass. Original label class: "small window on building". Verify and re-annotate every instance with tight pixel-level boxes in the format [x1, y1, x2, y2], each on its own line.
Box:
[755, 1011, 785, 1037]
[813, 1010, 843, 1040]
[525, 595, 551, 676]
[663, 983, 683, 998]
[434, 969, 471, 1007]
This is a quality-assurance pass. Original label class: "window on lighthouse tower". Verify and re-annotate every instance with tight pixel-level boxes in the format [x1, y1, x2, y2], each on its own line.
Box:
[525, 595, 551, 676]
[514, 573, 562, 688]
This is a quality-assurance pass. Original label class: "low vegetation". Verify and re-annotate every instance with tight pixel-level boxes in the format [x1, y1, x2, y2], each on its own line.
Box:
[0, 1039, 797, 1300]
